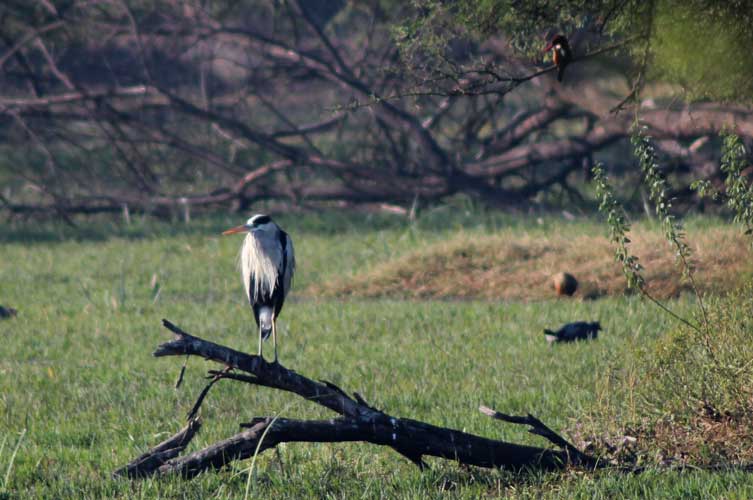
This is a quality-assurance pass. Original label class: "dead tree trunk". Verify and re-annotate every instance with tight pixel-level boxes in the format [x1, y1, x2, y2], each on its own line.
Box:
[115, 319, 597, 479]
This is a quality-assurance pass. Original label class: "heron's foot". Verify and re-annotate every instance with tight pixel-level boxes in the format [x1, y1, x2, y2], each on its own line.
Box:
[255, 348, 271, 364]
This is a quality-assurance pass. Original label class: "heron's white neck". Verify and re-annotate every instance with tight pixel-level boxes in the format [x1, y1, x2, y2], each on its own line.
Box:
[240, 231, 278, 301]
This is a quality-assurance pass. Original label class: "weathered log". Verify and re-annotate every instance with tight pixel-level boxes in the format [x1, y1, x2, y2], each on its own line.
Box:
[117, 319, 596, 479]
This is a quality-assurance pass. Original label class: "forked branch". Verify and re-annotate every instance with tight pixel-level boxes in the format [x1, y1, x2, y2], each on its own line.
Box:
[116, 320, 596, 479]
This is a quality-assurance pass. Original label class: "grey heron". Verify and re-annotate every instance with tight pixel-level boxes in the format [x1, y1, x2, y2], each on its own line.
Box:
[223, 214, 295, 362]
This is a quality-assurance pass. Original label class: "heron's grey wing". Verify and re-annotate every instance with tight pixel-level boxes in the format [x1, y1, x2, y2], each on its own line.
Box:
[257, 232, 285, 271]
[268, 230, 293, 318]
[283, 233, 295, 293]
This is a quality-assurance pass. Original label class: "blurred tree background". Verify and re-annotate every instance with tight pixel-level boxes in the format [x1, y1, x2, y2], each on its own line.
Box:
[0, 0, 751, 221]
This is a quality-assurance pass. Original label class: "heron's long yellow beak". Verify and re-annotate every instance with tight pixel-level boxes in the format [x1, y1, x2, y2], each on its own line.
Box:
[222, 225, 249, 235]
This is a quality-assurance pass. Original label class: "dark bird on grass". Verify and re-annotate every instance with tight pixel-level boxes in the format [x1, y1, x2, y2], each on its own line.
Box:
[543, 34, 572, 82]
[223, 214, 295, 363]
[0, 305, 17, 318]
[544, 321, 601, 345]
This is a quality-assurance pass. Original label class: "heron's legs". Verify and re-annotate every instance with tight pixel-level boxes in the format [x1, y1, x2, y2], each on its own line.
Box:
[271, 318, 279, 363]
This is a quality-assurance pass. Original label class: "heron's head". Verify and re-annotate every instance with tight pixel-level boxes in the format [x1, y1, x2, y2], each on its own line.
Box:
[222, 214, 276, 235]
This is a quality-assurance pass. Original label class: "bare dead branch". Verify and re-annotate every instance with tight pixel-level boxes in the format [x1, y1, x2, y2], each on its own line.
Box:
[113, 418, 202, 478]
[117, 320, 595, 479]
[479, 405, 595, 467]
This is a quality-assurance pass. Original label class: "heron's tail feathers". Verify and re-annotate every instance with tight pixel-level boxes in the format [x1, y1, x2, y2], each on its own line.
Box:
[258, 306, 274, 340]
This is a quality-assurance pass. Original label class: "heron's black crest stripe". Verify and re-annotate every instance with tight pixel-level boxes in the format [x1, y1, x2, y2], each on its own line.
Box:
[251, 215, 271, 226]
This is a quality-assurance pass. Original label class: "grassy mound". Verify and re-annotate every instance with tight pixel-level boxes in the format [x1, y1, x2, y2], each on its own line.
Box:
[310, 226, 752, 300]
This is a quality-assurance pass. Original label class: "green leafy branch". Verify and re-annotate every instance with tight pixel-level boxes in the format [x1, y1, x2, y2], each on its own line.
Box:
[592, 162, 701, 334]
[592, 163, 644, 291]
[692, 133, 753, 240]
[720, 133, 753, 237]
[631, 125, 710, 336]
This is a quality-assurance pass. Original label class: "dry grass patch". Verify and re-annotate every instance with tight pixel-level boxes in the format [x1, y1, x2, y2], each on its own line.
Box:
[309, 226, 752, 300]
[648, 408, 753, 466]
[576, 408, 753, 469]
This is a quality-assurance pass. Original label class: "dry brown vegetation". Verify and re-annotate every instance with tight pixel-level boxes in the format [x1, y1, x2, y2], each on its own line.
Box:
[648, 409, 753, 466]
[310, 227, 753, 300]
[575, 408, 753, 469]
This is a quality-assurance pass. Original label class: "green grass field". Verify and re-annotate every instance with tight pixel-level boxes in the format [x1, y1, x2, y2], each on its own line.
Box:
[2, 211, 753, 498]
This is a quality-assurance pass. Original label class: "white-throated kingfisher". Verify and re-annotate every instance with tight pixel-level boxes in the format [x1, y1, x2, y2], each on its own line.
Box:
[543, 34, 572, 82]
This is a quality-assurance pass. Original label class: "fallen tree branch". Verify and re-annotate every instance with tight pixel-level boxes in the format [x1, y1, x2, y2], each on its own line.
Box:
[116, 320, 597, 479]
[479, 405, 595, 467]
[114, 417, 202, 478]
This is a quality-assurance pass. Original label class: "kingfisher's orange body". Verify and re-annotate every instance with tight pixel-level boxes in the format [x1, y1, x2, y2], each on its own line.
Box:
[544, 35, 572, 82]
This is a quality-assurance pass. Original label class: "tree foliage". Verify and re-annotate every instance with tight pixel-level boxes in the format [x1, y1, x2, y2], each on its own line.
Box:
[650, 0, 753, 102]
[400, 0, 753, 102]
[0, 0, 751, 220]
